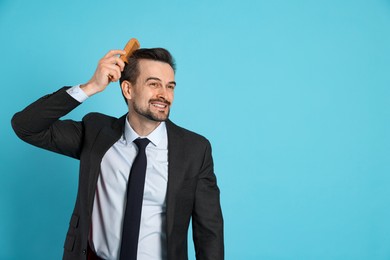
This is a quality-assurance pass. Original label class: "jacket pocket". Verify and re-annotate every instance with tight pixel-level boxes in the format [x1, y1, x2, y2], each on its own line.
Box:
[64, 214, 79, 252]
[70, 214, 79, 228]
[64, 234, 75, 252]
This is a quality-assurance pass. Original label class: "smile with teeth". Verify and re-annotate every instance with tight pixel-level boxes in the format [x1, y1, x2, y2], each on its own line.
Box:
[151, 102, 168, 110]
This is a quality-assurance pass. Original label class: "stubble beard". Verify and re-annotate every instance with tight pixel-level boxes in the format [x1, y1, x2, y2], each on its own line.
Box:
[132, 100, 170, 122]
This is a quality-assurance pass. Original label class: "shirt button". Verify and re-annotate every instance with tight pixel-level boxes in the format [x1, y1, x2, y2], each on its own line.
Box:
[82, 249, 87, 255]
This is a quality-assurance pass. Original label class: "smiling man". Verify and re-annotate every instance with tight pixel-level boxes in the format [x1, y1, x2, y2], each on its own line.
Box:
[11, 47, 224, 260]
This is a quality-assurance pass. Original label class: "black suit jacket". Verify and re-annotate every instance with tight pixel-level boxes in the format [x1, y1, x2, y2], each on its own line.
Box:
[11, 87, 224, 260]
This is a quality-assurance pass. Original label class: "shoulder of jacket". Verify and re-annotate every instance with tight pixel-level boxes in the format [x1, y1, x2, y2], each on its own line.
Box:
[82, 112, 119, 126]
[167, 120, 210, 145]
[82, 112, 115, 120]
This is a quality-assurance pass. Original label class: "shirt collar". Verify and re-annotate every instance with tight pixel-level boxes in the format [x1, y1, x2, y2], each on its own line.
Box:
[124, 117, 167, 147]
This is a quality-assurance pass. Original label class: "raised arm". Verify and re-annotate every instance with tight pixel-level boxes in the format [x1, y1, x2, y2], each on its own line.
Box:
[11, 50, 126, 159]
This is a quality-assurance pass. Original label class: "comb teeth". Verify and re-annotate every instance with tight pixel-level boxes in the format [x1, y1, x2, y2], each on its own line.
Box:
[120, 38, 140, 63]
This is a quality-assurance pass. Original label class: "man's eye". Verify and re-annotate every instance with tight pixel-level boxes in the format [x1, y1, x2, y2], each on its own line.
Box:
[168, 85, 175, 90]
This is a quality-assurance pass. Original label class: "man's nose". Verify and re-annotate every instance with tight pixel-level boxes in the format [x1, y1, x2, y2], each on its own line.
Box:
[156, 86, 168, 99]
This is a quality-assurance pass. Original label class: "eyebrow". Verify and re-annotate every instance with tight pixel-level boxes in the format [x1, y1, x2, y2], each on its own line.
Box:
[146, 77, 176, 86]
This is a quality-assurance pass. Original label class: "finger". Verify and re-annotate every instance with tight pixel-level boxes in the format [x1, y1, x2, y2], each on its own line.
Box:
[103, 49, 127, 59]
[107, 74, 114, 82]
[94, 67, 117, 85]
[101, 55, 125, 67]
[104, 64, 122, 82]
[107, 63, 122, 76]
[114, 58, 126, 72]
[100, 56, 126, 72]
[101, 56, 125, 75]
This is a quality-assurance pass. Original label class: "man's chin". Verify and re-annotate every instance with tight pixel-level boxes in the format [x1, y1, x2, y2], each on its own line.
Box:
[145, 113, 169, 122]
[133, 106, 170, 123]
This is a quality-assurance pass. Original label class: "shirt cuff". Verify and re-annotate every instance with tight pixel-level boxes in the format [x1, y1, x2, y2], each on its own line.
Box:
[66, 85, 89, 103]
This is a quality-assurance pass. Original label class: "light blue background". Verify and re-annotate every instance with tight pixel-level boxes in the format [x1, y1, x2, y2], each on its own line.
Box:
[1, 0, 390, 259]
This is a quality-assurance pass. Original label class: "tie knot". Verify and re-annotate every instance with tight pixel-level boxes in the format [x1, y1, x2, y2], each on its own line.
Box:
[133, 138, 150, 150]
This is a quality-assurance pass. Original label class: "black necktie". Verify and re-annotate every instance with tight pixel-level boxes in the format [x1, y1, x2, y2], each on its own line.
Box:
[119, 138, 150, 260]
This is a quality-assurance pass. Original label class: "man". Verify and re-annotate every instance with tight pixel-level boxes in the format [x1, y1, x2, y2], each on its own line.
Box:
[11, 47, 224, 260]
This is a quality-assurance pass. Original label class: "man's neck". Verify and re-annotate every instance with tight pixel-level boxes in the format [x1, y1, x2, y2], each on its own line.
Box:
[127, 114, 162, 137]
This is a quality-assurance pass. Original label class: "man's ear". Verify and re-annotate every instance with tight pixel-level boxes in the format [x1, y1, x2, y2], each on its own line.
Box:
[121, 80, 133, 100]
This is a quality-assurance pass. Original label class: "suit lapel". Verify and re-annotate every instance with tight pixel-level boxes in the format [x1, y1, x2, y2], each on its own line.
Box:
[87, 115, 127, 211]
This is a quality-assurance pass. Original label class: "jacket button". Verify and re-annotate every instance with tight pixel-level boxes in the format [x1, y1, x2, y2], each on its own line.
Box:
[82, 249, 87, 255]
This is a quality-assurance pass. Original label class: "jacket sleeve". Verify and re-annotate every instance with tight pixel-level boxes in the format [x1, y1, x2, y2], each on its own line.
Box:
[192, 140, 224, 260]
[11, 87, 84, 159]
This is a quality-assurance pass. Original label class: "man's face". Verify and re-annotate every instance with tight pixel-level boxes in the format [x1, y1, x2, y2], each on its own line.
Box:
[129, 59, 176, 122]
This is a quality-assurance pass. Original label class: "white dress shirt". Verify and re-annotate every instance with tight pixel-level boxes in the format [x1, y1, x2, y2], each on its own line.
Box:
[67, 86, 168, 260]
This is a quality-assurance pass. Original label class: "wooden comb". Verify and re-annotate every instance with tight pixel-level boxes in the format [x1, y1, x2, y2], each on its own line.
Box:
[120, 38, 140, 63]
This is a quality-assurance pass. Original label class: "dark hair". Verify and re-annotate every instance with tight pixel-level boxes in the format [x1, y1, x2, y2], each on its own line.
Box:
[119, 48, 176, 104]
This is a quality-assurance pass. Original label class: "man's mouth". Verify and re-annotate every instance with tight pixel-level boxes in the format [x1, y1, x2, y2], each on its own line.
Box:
[152, 103, 167, 108]
[150, 99, 170, 110]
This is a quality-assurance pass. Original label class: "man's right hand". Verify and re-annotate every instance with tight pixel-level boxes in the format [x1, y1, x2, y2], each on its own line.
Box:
[80, 50, 126, 96]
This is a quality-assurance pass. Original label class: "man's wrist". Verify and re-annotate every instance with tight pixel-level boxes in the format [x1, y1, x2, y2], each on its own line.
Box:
[66, 85, 89, 103]
[80, 81, 102, 97]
